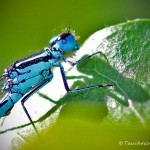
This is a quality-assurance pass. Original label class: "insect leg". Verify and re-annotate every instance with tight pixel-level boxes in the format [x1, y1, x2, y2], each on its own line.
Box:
[21, 78, 50, 136]
[68, 51, 109, 66]
[59, 66, 113, 93]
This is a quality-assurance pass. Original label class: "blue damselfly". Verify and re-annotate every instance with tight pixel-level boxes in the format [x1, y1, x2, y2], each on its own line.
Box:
[0, 32, 113, 135]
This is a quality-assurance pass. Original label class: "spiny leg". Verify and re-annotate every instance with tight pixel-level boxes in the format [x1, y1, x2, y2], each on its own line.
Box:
[21, 78, 50, 136]
[59, 65, 113, 93]
[21, 102, 39, 136]
[64, 51, 113, 92]
[67, 51, 109, 66]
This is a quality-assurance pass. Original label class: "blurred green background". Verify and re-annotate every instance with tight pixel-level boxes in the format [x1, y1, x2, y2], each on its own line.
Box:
[0, 0, 150, 72]
[0, 1, 150, 149]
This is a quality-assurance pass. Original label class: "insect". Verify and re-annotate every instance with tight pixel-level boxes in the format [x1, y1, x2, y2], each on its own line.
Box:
[0, 32, 113, 135]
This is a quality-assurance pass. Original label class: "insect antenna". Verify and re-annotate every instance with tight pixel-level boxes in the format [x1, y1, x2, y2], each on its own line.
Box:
[67, 21, 71, 33]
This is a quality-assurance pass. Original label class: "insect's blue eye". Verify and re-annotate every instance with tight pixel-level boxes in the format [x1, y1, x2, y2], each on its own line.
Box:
[49, 33, 70, 47]
[56, 33, 79, 52]
[49, 33, 79, 52]
[58, 33, 70, 40]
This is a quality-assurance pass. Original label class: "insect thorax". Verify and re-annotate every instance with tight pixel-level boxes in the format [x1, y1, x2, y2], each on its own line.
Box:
[2, 49, 57, 94]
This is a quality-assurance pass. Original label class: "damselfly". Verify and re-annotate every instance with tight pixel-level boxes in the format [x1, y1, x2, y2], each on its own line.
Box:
[0, 32, 113, 135]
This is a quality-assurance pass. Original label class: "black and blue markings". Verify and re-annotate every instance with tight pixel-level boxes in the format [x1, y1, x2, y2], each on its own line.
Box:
[0, 32, 113, 135]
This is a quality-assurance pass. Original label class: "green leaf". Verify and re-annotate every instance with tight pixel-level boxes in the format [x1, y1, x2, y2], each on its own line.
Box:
[20, 19, 150, 150]
[58, 19, 150, 123]
[84, 19, 149, 100]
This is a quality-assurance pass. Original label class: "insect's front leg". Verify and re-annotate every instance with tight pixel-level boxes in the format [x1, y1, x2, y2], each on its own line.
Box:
[66, 51, 109, 66]
[53, 60, 113, 93]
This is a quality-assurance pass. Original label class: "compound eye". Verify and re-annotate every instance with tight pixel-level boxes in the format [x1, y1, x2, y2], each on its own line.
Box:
[58, 33, 70, 40]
